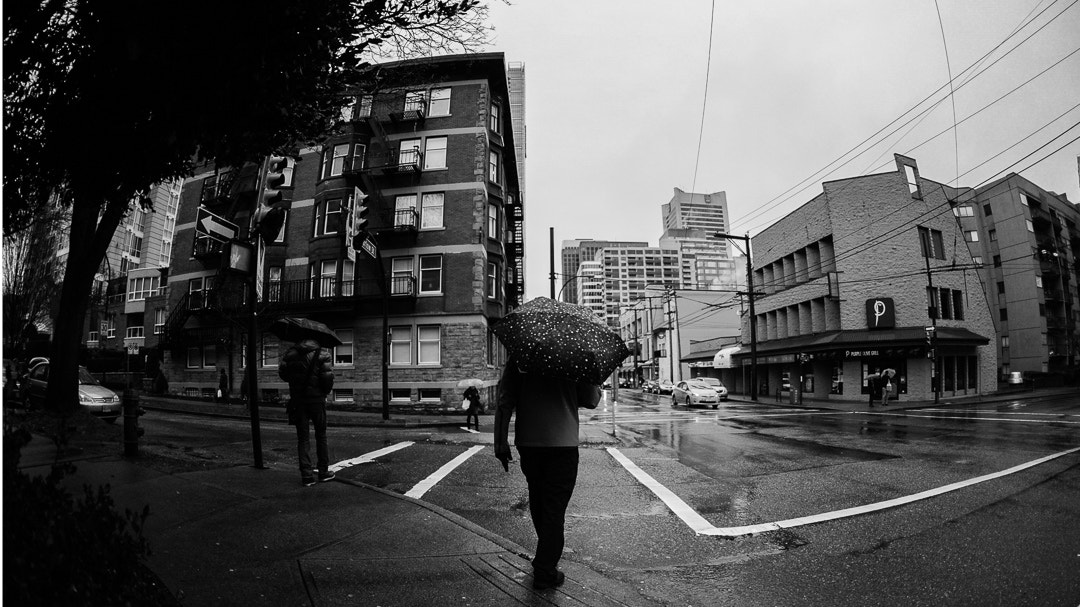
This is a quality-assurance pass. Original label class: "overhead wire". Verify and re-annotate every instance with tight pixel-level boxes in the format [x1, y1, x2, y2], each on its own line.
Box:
[689, 0, 717, 196]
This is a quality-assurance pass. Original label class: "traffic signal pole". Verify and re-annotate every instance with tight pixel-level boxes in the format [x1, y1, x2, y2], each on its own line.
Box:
[715, 232, 758, 401]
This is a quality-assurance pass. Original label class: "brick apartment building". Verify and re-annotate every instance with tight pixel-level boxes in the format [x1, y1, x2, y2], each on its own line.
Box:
[153, 53, 524, 411]
[734, 154, 997, 404]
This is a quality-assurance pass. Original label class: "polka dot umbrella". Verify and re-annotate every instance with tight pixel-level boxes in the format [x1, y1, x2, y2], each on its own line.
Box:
[492, 297, 631, 385]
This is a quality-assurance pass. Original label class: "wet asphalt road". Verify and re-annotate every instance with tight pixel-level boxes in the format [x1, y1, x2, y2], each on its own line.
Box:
[142, 392, 1080, 606]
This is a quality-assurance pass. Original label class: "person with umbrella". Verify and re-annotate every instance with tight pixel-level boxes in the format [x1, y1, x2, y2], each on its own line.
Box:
[880, 368, 896, 406]
[492, 298, 624, 590]
[272, 317, 340, 487]
[459, 378, 484, 430]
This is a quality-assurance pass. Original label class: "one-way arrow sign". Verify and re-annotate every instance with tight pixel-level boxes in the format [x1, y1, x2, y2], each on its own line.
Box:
[196, 207, 239, 243]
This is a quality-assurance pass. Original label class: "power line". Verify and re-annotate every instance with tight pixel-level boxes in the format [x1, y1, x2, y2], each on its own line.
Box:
[689, 0, 717, 196]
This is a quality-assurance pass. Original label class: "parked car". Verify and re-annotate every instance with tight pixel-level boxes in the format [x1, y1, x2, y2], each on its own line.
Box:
[21, 361, 121, 422]
[672, 380, 720, 408]
[694, 377, 729, 400]
[642, 379, 659, 394]
[656, 380, 674, 395]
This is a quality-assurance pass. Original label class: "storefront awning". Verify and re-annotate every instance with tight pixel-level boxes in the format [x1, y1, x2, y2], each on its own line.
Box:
[731, 326, 989, 361]
[713, 346, 743, 369]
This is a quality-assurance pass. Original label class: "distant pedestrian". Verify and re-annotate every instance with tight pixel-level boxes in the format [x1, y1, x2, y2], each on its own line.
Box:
[278, 339, 335, 487]
[494, 357, 601, 590]
[880, 368, 895, 406]
[217, 368, 229, 403]
[867, 368, 882, 407]
[463, 385, 482, 430]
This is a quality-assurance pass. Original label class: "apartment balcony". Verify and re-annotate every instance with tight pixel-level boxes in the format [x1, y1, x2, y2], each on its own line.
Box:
[388, 102, 426, 125]
[360, 148, 423, 177]
[262, 276, 418, 309]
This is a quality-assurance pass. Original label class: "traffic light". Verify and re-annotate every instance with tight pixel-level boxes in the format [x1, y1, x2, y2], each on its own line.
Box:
[253, 156, 288, 241]
[350, 187, 370, 250]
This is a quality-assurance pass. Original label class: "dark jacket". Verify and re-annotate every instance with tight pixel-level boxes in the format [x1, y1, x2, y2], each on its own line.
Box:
[278, 339, 334, 404]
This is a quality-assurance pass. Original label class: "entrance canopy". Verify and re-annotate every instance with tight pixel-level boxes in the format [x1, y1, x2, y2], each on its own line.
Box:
[731, 327, 988, 363]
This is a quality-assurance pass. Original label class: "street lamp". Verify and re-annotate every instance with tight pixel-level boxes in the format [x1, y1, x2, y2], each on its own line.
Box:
[714, 232, 758, 401]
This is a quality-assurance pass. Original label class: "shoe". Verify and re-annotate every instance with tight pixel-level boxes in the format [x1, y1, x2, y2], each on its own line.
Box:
[532, 571, 565, 590]
[302, 478, 316, 487]
[318, 471, 336, 483]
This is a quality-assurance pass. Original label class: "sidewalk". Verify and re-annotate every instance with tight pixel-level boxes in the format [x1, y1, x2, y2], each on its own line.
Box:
[720, 384, 1079, 412]
[15, 400, 644, 607]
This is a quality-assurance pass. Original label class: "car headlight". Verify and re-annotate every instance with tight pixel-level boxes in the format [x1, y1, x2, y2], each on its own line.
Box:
[79, 393, 91, 404]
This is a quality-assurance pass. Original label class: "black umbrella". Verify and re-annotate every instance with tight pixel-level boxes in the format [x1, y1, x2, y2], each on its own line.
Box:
[267, 317, 342, 347]
[492, 297, 630, 385]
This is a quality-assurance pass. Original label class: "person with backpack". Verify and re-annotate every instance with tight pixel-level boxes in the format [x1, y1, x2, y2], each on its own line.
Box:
[278, 339, 335, 486]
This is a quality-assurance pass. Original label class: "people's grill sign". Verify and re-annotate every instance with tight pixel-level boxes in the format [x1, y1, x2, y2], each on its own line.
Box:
[866, 298, 896, 329]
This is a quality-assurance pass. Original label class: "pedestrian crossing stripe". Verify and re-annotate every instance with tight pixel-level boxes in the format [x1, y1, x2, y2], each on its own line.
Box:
[329, 441, 413, 473]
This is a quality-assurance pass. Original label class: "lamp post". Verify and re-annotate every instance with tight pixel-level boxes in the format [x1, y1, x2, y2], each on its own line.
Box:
[714, 232, 758, 401]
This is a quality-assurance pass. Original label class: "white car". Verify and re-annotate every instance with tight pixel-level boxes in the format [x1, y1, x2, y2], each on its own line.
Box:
[694, 377, 729, 400]
[672, 380, 720, 408]
[21, 361, 122, 422]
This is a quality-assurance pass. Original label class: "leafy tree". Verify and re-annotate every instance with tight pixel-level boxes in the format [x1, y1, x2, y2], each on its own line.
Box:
[3, 0, 493, 415]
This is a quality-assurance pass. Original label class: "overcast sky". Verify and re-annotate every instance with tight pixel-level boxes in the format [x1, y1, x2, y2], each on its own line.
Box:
[483, 0, 1080, 300]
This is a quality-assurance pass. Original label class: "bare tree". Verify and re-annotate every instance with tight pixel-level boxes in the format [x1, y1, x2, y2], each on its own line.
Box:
[2, 198, 67, 359]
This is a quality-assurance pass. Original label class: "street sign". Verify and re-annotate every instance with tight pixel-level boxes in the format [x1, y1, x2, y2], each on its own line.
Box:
[361, 234, 378, 259]
[196, 207, 239, 243]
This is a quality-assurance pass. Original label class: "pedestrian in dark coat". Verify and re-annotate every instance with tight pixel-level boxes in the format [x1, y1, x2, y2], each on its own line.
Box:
[217, 368, 229, 403]
[494, 358, 601, 591]
[867, 368, 882, 407]
[463, 385, 482, 430]
[278, 339, 335, 486]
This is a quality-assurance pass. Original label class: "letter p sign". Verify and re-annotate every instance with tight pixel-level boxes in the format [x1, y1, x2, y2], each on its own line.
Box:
[866, 298, 895, 329]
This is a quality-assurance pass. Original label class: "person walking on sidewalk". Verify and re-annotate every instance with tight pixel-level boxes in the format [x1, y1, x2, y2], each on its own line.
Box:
[867, 368, 882, 407]
[463, 385, 482, 430]
[217, 368, 230, 403]
[279, 339, 336, 487]
[493, 358, 601, 590]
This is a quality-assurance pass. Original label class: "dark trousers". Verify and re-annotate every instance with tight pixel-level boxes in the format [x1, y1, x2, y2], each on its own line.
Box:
[295, 400, 329, 481]
[466, 405, 480, 429]
[517, 446, 579, 578]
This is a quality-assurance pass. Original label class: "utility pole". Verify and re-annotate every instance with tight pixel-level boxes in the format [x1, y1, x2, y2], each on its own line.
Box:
[923, 251, 940, 404]
[715, 232, 758, 400]
[632, 306, 640, 387]
[549, 227, 556, 299]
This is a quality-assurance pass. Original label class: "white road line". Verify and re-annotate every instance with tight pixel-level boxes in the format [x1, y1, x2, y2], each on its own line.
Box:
[329, 441, 414, 473]
[870, 412, 1080, 425]
[609, 445, 1080, 538]
[920, 408, 1080, 417]
[404, 445, 485, 500]
[607, 447, 716, 535]
[459, 426, 481, 433]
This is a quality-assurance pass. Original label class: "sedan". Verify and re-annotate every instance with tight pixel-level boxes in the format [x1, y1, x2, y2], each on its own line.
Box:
[656, 380, 674, 395]
[672, 380, 720, 408]
[641, 380, 658, 394]
[694, 377, 729, 400]
[21, 362, 122, 422]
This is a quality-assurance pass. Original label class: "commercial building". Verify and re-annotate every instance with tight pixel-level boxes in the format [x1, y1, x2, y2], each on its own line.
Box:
[559, 239, 648, 304]
[154, 53, 523, 410]
[660, 188, 737, 290]
[733, 155, 997, 404]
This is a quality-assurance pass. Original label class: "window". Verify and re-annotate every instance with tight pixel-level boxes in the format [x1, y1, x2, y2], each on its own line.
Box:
[1000, 308, 1008, 321]
[342, 260, 354, 297]
[487, 203, 499, 239]
[271, 210, 288, 242]
[983, 203, 993, 216]
[128, 276, 159, 301]
[1019, 192, 1032, 206]
[489, 102, 501, 133]
[334, 329, 354, 366]
[317, 260, 337, 298]
[329, 144, 350, 177]
[104, 318, 116, 339]
[390, 388, 411, 401]
[314, 199, 342, 236]
[488, 150, 500, 183]
[997, 281, 1005, 294]
[357, 95, 373, 118]
[351, 145, 366, 173]
[953, 205, 974, 217]
[390, 326, 411, 365]
[88, 331, 99, 343]
[127, 233, 143, 258]
[1025, 219, 1034, 233]
[268, 267, 283, 302]
[420, 193, 443, 229]
[940, 288, 952, 319]
[282, 158, 295, 187]
[918, 226, 945, 260]
[488, 262, 498, 299]
[395, 195, 417, 228]
[391, 257, 414, 295]
[964, 230, 978, 242]
[417, 325, 440, 365]
[259, 338, 279, 369]
[189, 278, 205, 309]
[972, 256, 983, 266]
[927, 287, 940, 319]
[399, 138, 421, 166]
[1035, 276, 1043, 288]
[428, 88, 450, 116]
[988, 229, 996, 241]
[419, 388, 441, 401]
[1002, 335, 1010, 348]
[126, 326, 144, 339]
[404, 90, 426, 112]
[953, 290, 964, 320]
[186, 347, 202, 369]
[333, 389, 353, 403]
[419, 255, 442, 293]
[154, 309, 166, 334]
[993, 255, 1002, 268]
[904, 164, 921, 198]
[1039, 303, 1046, 316]
[424, 137, 447, 169]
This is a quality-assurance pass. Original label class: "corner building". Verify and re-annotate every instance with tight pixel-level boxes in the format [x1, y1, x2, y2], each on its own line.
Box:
[158, 53, 523, 411]
[735, 155, 996, 403]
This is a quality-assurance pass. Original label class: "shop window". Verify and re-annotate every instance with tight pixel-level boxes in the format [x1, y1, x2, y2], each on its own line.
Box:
[831, 365, 843, 394]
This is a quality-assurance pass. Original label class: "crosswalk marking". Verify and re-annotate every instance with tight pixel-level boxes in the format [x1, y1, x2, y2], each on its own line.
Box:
[329, 441, 414, 473]
[609, 445, 1080, 538]
[405, 445, 486, 499]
